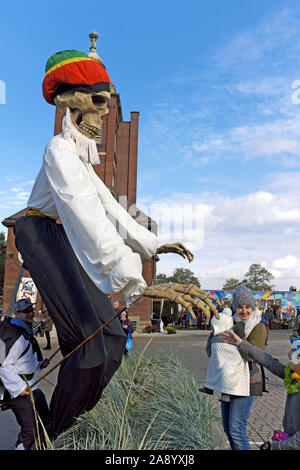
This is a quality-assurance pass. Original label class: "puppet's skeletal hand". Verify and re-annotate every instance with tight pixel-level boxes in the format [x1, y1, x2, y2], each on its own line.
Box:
[142, 283, 220, 324]
[156, 243, 194, 263]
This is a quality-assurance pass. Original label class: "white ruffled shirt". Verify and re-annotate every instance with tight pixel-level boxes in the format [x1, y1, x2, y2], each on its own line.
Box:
[27, 111, 158, 305]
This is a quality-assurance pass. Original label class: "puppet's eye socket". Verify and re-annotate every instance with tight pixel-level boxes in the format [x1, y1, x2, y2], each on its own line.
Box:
[92, 95, 107, 106]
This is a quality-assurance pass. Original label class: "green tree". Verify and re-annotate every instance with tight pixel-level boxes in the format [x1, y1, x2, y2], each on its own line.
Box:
[0, 232, 6, 308]
[156, 268, 201, 288]
[222, 278, 240, 291]
[242, 263, 274, 291]
[155, 273, 168, 284]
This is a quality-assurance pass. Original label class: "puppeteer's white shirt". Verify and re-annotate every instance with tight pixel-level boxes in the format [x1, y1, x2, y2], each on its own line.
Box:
[0, 334, 44, 398]
[27, 112, 158, 305]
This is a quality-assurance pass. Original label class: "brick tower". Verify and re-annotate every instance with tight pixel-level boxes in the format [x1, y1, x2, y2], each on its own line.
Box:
[2, 32, 157, 331]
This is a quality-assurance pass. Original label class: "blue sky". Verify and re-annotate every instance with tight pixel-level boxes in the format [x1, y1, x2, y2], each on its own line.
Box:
[1, 0, 300, 290]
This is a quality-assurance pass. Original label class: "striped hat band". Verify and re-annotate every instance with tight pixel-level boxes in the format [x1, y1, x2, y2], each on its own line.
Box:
[42, 50, 110, 105]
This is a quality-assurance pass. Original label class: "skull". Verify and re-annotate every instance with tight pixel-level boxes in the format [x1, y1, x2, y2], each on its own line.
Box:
[54, 90, 110, 142]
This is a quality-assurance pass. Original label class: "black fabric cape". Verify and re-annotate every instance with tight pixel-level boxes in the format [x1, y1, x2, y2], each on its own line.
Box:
[14, 215, 127, 438]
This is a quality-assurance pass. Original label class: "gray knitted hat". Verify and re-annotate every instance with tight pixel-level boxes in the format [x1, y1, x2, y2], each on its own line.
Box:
[232, 285, 256, 312]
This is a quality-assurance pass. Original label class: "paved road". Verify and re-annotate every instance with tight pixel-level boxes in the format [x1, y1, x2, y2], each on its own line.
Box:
[0, 328, 291, 450]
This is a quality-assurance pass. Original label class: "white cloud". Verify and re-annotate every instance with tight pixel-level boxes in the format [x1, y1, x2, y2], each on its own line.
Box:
[273, 255, 299, 270]
[269, 268, 283, 280]
[0, 178, 33, 229]
[141, 181, 300, 290]
[264, 171, 300, 190]
[141, 91, 300, 169]
[13, 191, 29, 202]
[253, 138, 299, 156]
[234, 77, 287, 97]
[185, 113, 300, 164]
[209, 190, 300, 228]
[214, 8, 300, 71]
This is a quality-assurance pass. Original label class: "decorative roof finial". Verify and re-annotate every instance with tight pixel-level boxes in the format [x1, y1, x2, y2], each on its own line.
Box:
[88, 31, 105, 68]
[89, 31, 99, 54]
[88, 31, 116, 93]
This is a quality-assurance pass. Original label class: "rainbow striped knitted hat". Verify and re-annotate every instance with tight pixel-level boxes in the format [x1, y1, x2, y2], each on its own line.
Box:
[42, 50, 110, 105]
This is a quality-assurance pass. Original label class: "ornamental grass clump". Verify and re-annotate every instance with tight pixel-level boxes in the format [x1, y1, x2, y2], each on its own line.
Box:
[54, 348, 221, 450]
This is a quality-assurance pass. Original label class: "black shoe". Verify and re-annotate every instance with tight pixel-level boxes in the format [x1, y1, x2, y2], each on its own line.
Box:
[199, 387, 214, 395]
[43, 346, 51, 350]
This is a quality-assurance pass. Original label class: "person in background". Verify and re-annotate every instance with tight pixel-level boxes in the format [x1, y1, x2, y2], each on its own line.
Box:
[112, 300, 120, 312]
[184, 310, 190, 328]
[265, 306, 274, 330]
[120, 310, 134, 337]
[119, 310, 134, 356]
[217, 298, 225, 313]
[292, 309, 300, 338]
[39, 308, 53, 350]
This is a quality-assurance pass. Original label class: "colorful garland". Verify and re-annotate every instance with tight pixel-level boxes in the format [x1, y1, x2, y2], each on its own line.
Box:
[283, 362, 300, 394]
[272, 430, 290, 441]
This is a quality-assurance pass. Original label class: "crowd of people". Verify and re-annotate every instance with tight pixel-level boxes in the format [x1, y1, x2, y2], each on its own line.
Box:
[178, 297, 299, 333]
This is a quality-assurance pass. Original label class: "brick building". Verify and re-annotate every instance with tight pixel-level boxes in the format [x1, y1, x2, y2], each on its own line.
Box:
[2, 34, 157, 331]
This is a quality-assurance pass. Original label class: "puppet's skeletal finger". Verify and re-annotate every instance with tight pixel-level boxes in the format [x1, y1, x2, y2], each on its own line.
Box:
[171, 284, 221, 317]
[174, 243, 194, 263]
[156, 243, 194, 263]
[180, 284, 221, 307]
[181, 294, 213, 324]
[142, 285, 197, 319]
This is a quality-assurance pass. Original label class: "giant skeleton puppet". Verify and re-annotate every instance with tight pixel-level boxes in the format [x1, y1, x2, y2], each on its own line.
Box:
[14, 49, 219, 438]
